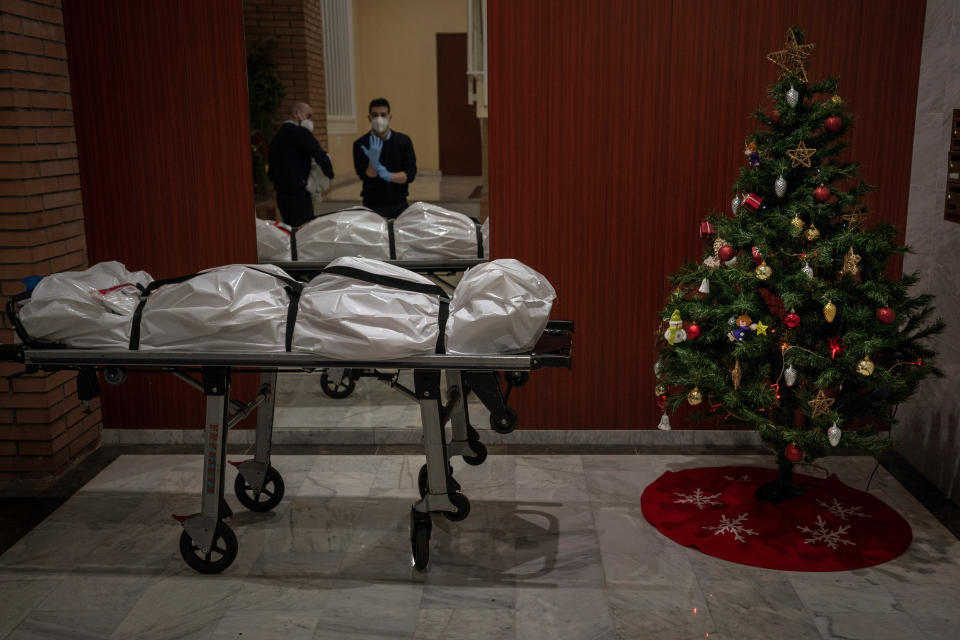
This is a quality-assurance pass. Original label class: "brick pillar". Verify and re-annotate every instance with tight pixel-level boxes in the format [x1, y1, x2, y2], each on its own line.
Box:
[243, 0, 328, 148]
[0, 0, 101, 479]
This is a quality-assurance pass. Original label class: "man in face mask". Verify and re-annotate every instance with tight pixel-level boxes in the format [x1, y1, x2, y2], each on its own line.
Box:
[267, 102, 334, 226]
[352, 98, 418, 219]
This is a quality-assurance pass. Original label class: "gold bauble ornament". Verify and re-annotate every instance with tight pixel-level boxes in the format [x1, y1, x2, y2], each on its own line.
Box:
[823, 300, 837, 323]
[790, 216, 804, 236]
[805, 224, 820, 241]
[856, 355, 875, 376]
[755, 260, 773, 280]
[687, 387, 703, 406]
[831, 94, 842, 104]
[655, 383, 666, 396]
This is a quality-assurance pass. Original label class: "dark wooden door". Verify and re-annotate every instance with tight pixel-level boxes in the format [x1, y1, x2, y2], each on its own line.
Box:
[436, 33, 482, 175]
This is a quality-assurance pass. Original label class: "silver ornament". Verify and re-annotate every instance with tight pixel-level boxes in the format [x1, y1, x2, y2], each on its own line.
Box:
[786, 85, 799, 108]
[654, 360, 661, 376]
[658, 412, 671, 431]
[784, 365, 797, 387]
[775, 174, 787, 198]
[725, 256, 737, 266]
[731, 194, 741, 215]
[703, 256, 720, 268]
[802, 261, 814, 278]
[699, 278, 711, 294]
[728, 315, 737, 327]
[827, 422, 842, 447]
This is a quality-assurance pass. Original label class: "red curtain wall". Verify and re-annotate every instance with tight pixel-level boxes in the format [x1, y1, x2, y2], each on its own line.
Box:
[62, 0, 258, 428]
[489, 0, 925, 429]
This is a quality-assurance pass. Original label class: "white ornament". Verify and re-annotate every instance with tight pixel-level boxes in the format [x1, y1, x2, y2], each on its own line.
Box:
[784, 365, 797, 387]
[654, 360, 661, 376]
[802, 261, 814, 278]
[731, 194, 741, 215]
[658, 412, 671, 431]
[827, 422, 842, 447]
[699, 278, 711, 294]
[664, 324, 687, 345]
[775, 174, 787, 198]
[725, 256, 738, 266]
[786, 85, 799, 108]
[703, 256, 720, 268]
[728, 315, 737, 327]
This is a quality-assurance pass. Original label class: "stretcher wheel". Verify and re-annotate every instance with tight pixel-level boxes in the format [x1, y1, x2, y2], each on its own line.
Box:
[417, 464, 429, 498]
[443, 493, 471, 522]
[506, 371, 530, 388]
[234, 466, 285, 512]
[179, 521, 238, 574]
[462, 441, 487, 466]
[410, 510, 432, 571]
[103, 367, 126, 385]
[320, 370, 356, 399]
[489, 407, 519, 434]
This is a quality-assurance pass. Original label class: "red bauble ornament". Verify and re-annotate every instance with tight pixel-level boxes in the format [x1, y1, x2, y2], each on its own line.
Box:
[784, 443, 804, 463]
[751, 246, 763, 265]
[876, 307, 896, 324]
[824, 116, 842, 132]
[784, 312, 801, 329]
[813, 185, 831, 202]
[770, 109, 781, 123]
[657, 394, 667, 409]
[686, 323, 701, 340]
[718, 245, 736, 262]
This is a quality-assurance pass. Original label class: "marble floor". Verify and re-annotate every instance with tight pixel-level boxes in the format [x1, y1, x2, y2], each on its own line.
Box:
[1, 453, 958, 639]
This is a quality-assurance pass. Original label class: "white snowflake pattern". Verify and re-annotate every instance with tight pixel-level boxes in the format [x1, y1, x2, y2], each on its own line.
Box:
[797, 515, 855, 550]
[724, 474, 751, 482]
[674, 488, 723, 509]
[702, 513, 759, 543]
[816, 498, 870, 521]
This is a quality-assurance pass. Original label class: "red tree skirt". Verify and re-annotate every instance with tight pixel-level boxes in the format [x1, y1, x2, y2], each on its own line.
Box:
[640, 466, 911, 571]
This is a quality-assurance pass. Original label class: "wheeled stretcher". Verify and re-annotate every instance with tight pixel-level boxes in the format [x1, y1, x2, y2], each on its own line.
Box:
[1, 324, 572, 573]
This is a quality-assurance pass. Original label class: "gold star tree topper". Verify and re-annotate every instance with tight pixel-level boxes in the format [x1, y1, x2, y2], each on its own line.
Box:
[767, 28, 816, 83]
[808, 390, 835, 418]
[787, 140, 816, 167]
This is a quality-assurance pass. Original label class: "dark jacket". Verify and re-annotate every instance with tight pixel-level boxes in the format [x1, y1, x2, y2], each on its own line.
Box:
[268, 122, 334, 194]
[352, 131, 417, 207]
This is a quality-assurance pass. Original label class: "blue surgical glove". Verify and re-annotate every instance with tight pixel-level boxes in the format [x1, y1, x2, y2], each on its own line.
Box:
[376, 163, 392, 181]
[361, 134, 383, 167]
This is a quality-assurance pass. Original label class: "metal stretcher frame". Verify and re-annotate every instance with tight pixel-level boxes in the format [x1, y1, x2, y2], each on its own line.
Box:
[7, 321, 573, 573]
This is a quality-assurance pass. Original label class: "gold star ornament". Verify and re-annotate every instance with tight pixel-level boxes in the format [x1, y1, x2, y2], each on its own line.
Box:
[841, 206, 868, 230]
[755, 321, 768, 335]
[767, 29, 816, 83]
[842, 247, 861, 276]
[808, 390, 835, 418]
[787, 140, 816, 167]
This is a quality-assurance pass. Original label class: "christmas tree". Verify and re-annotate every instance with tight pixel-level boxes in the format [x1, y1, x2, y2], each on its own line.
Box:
[655, 27, 944, 502]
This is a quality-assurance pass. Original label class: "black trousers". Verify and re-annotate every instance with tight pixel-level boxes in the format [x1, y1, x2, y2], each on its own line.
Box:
[364, 200, 408, 220]
[276, 191, 314, 227]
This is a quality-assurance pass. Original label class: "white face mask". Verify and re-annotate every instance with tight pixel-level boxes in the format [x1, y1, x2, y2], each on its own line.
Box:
[371, 115, 389, 134]
[300, 118, 314, 133]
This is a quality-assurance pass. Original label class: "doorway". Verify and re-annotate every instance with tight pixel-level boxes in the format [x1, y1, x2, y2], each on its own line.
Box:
[436, 33, 482, 176]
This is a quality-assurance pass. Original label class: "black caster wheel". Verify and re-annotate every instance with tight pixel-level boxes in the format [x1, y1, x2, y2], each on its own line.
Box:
[489, 407, 519, 434]
[418, 463, 457, 497]
[443, 493, 471, 522]
[410, 510, 432, 571]
[506, 371, 530, 387]
[234, 466, 285, 512]
[320, 370, 356, 399]
[466, 424, 480, 441]
[418, 464, 429, 498]
[179, 521, 238, 574]
[103, 367, 126, 385]
[463, 440, 487, 466]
